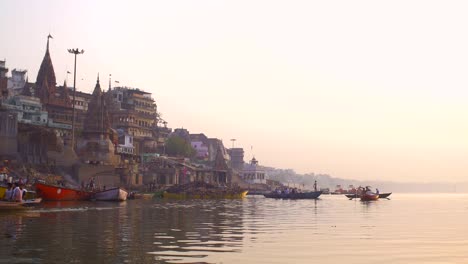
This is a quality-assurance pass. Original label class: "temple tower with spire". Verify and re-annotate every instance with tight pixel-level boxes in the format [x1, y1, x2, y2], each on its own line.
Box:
[76, 75, 120, 166]
[35, 34, 57, 104]
[34, 35, 73, 138]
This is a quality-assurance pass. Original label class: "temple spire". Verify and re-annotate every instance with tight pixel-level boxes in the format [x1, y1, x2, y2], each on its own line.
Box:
[35, 33, 56, 103]
[108, 74, 111, 91]
[92, 74, 102, 95]
[47, 34, 53, 52]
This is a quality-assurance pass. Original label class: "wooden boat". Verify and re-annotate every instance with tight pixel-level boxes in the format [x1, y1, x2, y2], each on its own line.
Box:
[164, 190, 248, 199]
[360, 192, 379, 201]
[93, 187, 128, 201]
[0, 185, 6, 199]
[1, 185, 37, 200]
[345, 192, 392, 199]
[264, 191, 323, 199]
[35, 182, 93, 201]
[0, 198, 42, 210]
[378, 192, 392, 199]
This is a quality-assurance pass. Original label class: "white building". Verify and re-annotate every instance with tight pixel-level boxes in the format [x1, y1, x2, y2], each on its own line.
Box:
[116, 129, 135, 156]
[7, 69, 27, 97]
[242, 157, 267, 184]
[191, 141, 209, 159]
[1, 95, 48, 126]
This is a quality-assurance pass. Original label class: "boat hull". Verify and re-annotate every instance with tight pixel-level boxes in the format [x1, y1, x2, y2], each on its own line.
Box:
[93, 187, 128, 201]
[264, 191, 322, 199]
[378, 192, 392, 199]
[35, 183, 93, 201]
[0, 185, 5, 199]
[164, 190, 248, 199]
[361, 193, 379, 201]
[0, 198, 42, 210]
[346, 192, 392, 199]
[1, 185, 37, 200]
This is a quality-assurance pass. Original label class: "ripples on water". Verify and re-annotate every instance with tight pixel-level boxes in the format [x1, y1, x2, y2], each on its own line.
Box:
[1, 194, 468, 263]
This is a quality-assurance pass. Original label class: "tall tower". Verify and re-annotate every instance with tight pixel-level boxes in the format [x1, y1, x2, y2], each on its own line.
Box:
[77, 75, 119, 166]
[0, 60, 8, 98]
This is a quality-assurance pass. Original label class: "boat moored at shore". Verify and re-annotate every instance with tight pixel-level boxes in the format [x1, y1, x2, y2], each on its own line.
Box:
[35, 182, 93, 201]
[93, 187, 128, 201]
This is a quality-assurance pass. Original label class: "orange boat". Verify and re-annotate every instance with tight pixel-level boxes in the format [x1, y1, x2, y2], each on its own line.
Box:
[35, 182, 93, 201]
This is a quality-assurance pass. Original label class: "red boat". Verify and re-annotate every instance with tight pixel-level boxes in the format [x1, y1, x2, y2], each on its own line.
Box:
[35, 182, 93, 201]
[360, 192, 379, 201]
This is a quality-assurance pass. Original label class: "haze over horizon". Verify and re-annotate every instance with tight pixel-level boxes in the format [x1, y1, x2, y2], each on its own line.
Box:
[1, 0, 468, 183]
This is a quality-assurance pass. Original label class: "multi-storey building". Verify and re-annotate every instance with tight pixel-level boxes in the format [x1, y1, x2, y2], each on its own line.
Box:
[7, 68, 28, 96]
[60, 85, 93, 132]
[0, 60, 8, 99]
[228, 148, 244, 171]
[190, 133, 210, 160]
[0, 111, 18, 160]
[1, 95, 48, 126]
[107, 86, 158, 157]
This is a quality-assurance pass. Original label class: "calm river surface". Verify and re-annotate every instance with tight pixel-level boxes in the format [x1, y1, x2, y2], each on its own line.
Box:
[1, 194, 468, 264]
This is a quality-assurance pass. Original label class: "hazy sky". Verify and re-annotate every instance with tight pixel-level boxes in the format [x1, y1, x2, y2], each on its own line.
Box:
[1, 0, 468, 182]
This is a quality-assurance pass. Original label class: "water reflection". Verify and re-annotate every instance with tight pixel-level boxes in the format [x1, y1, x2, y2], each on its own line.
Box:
[2, 194, 468, 263]
[147, 200, 245, 263]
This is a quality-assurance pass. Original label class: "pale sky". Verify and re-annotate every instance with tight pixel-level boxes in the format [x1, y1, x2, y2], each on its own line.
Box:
[1, 0, 468, 182]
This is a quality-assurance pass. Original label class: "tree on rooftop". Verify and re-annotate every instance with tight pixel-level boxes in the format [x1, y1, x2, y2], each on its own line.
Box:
[165, 135, 195, 158]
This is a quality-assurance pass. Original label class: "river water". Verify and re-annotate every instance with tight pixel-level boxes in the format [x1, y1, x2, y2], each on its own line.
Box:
[1, 193, 468, 264]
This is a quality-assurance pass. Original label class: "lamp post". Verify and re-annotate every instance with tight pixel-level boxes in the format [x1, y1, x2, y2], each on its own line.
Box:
[67, 48, 84, 151]
[230, 138, 236, 149]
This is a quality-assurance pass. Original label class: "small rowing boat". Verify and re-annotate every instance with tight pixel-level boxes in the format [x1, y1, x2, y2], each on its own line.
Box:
[345, 192, 392, 199]
[93, 187, 128, 201]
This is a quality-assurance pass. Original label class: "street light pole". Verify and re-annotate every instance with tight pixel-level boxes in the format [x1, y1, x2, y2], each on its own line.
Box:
[67, 48, 84, 151]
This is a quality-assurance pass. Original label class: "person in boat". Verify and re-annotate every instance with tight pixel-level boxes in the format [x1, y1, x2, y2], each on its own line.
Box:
[88, 177, 95, 190]
[22, 186, 28, 200]
[12, 182, 23, 202]
[359, 186, 366, 195]
[313, 180, 317, 191]
[375, 188, 379, 194]
[3, 183, 13, 201]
